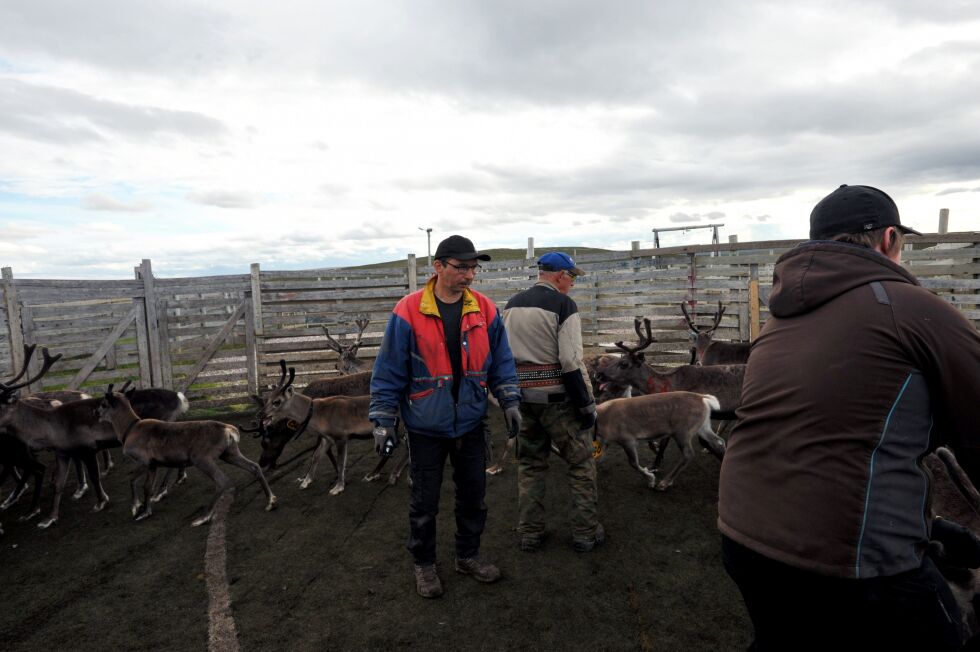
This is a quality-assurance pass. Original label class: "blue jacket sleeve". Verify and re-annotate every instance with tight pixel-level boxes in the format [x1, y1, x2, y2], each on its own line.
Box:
[369, 312, 411, 427]
[486, 311, 522, 409]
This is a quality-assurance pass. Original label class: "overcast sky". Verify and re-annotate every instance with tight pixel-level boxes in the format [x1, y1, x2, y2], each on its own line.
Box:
[2, 0, 979, 279]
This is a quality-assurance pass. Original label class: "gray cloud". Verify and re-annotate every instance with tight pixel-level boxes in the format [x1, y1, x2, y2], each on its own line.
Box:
[81, 193, 151, 212]
[0, 79, 227, 145]
[186, 190, 258, 209]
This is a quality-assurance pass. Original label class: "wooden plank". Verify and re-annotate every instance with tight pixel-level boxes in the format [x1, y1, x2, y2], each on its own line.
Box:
[244, 298, 258, 395]
[408, 254, 418, 293]
[749, 264, 761, 341]
[2, 268, 26, 376]
[133, 298, 153, 388]
[139, 261, 163, 387]
[67, 307, 137, 390]
[250, 263, 265, 337]
[177, 302, 247, 394]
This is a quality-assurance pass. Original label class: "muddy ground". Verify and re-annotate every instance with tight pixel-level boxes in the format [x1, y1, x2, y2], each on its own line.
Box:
[0, 410, 752, 651]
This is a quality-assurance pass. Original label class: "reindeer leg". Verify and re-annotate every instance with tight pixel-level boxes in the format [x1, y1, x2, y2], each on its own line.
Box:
[621, 441, 658, 488]
[80, 450, 109, 512]
[130, 466, 147, 516]
[388, 444, 410, 486]
[37, 454, 71, 529]
[697, 423, 727, 461]
[655, 438, 697, 491]
[17, 459, 46, 520]
[70, 456, 89, 500]
[2, 466, 27, 510]
[220, 441, 277, 511]
[298, 437, 330, 489]
[363, 453, 388, 482]
[134, 466, 158, 521]
[176, 465, 188, 485]
[486, 437, 515, 475]
[328, 438, 349, 495]
[150, 468, 173, 503]
[100, 449, 114, 477]
[191, 459, 231, 527]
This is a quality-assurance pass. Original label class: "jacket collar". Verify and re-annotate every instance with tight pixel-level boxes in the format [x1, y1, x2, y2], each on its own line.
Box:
[419, 276, 481, 318]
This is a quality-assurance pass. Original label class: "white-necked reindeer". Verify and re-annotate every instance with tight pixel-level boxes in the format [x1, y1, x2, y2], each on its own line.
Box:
[681, 302, 751, 366]
[595, 391, 726, 490]
[97, 384, 277, 526]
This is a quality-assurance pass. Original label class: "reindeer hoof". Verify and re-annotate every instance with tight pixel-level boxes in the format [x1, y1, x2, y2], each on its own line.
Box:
[654, 481, 671, 491]
[363, 472, 380, 482]
[191, 514, 212, 527]
[134, 508, 152, 522]
[387, 474, 400, 486]
[176, 471, 188, 485]
[37, 517, 57, 529]
[19, 508, 41, 522]
[131, 503, 143, 517]
[150, 490, 168, 504]
[93, 500, 108, 513]
[298, 478, 312, 490]
[72, 487, 88, 501]
[265, 496, 278, 511]
[486, 465, 503, 475]
[328, 484, 345, 496]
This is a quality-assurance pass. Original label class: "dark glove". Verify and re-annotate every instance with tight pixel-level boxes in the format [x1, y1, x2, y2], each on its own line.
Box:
[931, 517, 980, 568]
[504, 405, 522, 439]
[373, 425, 399, 457]
[578, 402, 597, 431]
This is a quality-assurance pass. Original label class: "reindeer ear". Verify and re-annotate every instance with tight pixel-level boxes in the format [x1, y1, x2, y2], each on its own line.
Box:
[285, 386, 294, 398]
[636, 352, 645, 361]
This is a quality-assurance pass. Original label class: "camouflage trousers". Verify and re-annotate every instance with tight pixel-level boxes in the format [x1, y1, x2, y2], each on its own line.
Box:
[516, 401, 599, 539]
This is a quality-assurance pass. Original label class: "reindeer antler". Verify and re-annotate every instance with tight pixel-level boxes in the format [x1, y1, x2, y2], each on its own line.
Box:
[322, 325, 345, 354]
[710, 301, 726, 332]
[2, 344, 38, 387]
[0, 346, 62, 394]
[614, 317, 656, 358]
[680, 302, 700, 333]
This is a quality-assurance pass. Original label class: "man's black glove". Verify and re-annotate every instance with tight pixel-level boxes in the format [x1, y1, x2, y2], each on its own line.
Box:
[578, 402, 598, 431]
[373, 425, 399, 457]
[931, 516, 980, 568]
[504, 405, 522, 439]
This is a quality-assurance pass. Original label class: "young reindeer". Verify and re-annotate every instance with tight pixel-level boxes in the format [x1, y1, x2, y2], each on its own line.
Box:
[595, 391, 726, 490]
[97, 384, 277, 526]
[259, 363, 382, 495]
[681, 301, 751, 366]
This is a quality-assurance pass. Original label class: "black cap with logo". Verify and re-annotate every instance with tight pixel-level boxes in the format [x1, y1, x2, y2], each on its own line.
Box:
[810, 184, 921, 240]
[433, 235, 491, 261]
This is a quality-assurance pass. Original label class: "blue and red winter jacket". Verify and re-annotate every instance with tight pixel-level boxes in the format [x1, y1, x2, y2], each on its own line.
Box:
[369, 277, 521, 438]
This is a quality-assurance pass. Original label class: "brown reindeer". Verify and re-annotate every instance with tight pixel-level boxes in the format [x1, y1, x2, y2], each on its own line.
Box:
[322, 317, 370, 374]
[97, 385, 276, 526]
[681, 302, 751, 366]
[595, 391, 726, 490]
[259, 364, 380, 495]
[253, 362, 409, 486]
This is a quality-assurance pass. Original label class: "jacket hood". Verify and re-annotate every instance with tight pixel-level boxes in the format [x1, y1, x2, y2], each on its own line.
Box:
[768, 241, 919, 318]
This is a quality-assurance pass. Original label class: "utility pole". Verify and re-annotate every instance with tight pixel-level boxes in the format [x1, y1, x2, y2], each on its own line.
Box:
[418, 227, 433, 266]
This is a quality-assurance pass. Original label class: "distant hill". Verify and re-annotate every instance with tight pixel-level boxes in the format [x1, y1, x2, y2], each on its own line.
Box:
[356, 246, 615, 269]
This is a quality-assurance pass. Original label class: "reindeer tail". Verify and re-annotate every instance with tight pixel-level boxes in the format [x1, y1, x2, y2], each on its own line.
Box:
[177, 392, 190, 415]
[702, 394, 721, 412]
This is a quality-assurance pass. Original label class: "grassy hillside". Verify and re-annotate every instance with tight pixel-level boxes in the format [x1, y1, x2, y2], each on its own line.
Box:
[358, 246, 615, 269]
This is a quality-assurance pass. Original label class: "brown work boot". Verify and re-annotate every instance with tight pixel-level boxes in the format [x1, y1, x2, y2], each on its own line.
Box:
[413, 563, 444, 598]
[572, 523, 606, 553]
[454, 556, 501, 583]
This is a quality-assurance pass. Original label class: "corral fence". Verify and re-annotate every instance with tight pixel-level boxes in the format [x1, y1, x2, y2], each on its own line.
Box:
[2, 233, 977, 416]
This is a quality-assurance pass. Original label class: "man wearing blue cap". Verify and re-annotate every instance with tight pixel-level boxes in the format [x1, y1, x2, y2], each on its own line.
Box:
[718, 185, 980, 650]
[503, 251, 603, 553]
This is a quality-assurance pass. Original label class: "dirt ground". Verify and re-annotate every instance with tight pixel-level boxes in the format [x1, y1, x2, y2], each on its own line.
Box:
[0, 410, 752, 651]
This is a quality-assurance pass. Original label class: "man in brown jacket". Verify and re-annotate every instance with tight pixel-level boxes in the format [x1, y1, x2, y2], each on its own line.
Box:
[718, 185, 980, 651]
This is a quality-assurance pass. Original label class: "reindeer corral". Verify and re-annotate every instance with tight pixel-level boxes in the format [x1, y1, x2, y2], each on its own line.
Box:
[1, 233, 978, 650]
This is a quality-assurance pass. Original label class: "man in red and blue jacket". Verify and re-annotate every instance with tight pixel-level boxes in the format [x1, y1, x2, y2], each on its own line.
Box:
[370, 235, 522, 599]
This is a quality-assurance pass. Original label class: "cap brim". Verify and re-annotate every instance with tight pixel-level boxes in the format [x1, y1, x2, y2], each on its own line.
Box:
[897, 225, 922, 236]
[453, 251, 491, 261]
[570, 266, 585, 276]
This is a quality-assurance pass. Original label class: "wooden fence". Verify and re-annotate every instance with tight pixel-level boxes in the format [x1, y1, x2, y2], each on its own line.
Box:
[2, 233, 977, 416]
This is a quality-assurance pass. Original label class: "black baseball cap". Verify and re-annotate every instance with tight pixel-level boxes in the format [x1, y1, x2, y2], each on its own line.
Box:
[810, 184, 921, 240]
[433, 235, 491, 261]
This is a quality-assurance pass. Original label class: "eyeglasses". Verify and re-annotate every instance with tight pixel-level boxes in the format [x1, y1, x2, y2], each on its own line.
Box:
[563, 270, 578, 282]
[443, 261, 481, 273]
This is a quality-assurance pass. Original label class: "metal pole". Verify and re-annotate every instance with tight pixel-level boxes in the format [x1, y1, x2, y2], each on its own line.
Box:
[419, 227, 433, 266]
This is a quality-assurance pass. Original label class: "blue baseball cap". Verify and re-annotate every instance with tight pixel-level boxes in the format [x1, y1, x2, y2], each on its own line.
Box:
[537, 252, 584, 276]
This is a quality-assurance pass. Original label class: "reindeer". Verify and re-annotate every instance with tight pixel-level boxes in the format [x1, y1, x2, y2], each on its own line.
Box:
[595, 391, 726, 490]
[258, 363, 397, 495]
[254, 361, 409, 486]
[96, 384, 276, 526]
[681, 301, 751, 366]
[322, 316, 370, 374]
[0, 347, 117, 528]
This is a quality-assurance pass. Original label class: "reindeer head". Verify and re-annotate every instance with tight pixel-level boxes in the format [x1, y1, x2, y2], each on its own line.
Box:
[681, 302, 725, 364]
[257, 359, 300, 427]
[96, 382, 133, 424]
[323, 317, 369, 375]
[595, 318, 656, 388]
[0, 345, 62, 417]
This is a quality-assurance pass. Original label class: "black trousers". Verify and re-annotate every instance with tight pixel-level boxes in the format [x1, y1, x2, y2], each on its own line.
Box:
[721, 535, 963, 651]
[406, 425, 487, 565]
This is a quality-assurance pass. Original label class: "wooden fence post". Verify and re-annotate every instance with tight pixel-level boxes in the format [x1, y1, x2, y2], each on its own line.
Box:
[245, 297, 259, 395]
[138, 259, 174, 388]
[407, 254, 418, 293]
[527, 237, 534, 260]
[938, 209, 949, 234]
[133, 297, 153, 387]
[20, 305, 41, 392]
[749, 263, 761, 340]
[1, 267, 26, 376]
[250, 263, 264, 337]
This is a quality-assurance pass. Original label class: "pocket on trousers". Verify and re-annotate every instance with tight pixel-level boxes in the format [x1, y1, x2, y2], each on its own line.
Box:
[560, 423, 593, 465]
